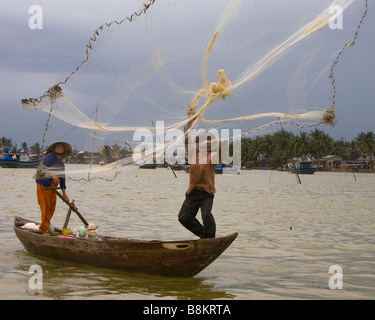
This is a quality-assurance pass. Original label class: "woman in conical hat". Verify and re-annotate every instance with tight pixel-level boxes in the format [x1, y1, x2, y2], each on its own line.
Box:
[36, 142, 71, 235]
[46, 141, 72, 159]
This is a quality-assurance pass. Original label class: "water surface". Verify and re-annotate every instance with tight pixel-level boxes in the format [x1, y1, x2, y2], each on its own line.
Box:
[0, 165, 374, 299]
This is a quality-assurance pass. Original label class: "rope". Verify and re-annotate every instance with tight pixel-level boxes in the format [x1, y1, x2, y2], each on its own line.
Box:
[329, 0, 368, 109]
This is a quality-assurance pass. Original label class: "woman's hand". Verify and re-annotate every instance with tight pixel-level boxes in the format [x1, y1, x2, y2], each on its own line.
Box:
[52, 174, 60, 185]
[62, 189, 70, 202]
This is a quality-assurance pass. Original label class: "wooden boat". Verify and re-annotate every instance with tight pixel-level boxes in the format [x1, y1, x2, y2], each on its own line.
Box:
[169, 162, 189, 173]
[288, 157, 316, 174]
[215, 164, 241, 175]
[13, 216, 238, 277]
[0, 152, 39, 168]
[139, 163, 157, 169]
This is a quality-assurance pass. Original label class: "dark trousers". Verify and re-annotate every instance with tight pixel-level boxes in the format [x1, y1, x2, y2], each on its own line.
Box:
[178, 189, 216, 238]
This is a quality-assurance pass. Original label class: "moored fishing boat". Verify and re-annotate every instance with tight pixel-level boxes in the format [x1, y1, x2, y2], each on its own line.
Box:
[0, 151, 39, 168]
[13, 216, 238, 277]
[288, 157, 316, 174]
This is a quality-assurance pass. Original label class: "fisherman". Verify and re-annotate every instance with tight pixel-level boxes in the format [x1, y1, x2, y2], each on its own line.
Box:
[178, 128, 220, 239]
[35, 142, 71, 235]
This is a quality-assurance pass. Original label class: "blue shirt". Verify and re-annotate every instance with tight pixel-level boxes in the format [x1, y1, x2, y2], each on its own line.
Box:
[36, 152, 66, 189]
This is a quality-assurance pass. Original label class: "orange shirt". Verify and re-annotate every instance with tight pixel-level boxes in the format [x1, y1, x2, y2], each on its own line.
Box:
[187, 151, 217, 194]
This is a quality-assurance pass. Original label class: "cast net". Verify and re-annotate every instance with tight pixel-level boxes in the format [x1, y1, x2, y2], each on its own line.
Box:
[22, 0, 367, 178]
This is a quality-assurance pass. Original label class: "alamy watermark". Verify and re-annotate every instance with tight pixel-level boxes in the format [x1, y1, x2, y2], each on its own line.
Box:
[28, 5, 43, 30]
[27, 4, 344, 31]
[329, 5, 344, 30]
[28, 264, 43, 290]
[132, 121, 242, 167]
[328, 264, 343, 290]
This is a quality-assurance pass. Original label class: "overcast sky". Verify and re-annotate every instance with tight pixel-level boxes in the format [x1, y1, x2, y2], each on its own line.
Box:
[0, 0, 147, 149]
[0, 0, 374, 150]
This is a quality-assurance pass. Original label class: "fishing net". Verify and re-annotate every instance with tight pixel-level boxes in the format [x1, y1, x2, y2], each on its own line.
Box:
[22, 0, 368, 179]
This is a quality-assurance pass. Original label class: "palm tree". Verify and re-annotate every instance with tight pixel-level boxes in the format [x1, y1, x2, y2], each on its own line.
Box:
[260, 134, 273, 157]
[241, 137, 261, 167]
[309, 128, 333, 163]
[239, 130, 374, 170]
[332, 138, 349, 158]
[1, 137, 11, 148]
[31, 142, 41, 151]
[294, 132, 310, 157]
[321, 133, 334, 155]
[355, 131, 375, 164]
[99, 145, 113, 163]
[111, 142, 121, 160]
[272, 130, 294, 166]
[241, 138, 252, 167]
[21, 142, 28, 151]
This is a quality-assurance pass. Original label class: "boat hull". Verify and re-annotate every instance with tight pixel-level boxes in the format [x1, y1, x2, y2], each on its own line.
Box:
[0, 160, 39, 168]
[13, 216, 238, 277]
[289, 167, 316, 174]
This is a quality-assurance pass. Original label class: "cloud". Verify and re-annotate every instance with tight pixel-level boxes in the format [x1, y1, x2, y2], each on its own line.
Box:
[1, 0, 374, 148]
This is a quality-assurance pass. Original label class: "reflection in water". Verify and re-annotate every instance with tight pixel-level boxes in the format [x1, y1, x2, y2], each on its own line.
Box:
[9, 249, 234, 300]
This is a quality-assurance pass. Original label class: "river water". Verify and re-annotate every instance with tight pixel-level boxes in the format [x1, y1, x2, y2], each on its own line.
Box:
[0, 165, 374, 300]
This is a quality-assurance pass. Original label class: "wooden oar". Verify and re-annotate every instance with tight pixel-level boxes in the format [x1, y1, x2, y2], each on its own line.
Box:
[63, 200, 73, 229]
[43, 187, 88, 226]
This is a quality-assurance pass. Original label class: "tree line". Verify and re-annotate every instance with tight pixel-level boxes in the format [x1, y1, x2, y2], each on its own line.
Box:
[0, 137, 40, 152]
[0, 137, 133, 164]
[2, 129, 375, 168]
[240, 129, 375, 168]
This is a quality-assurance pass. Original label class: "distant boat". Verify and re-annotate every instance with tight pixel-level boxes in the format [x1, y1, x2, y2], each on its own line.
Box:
[139, 163, 157, 169]
[215, 165, 223, 174]
[223, 167, 241, 175]
[170, 162, 189, 173]
[288, 157, 316, 174]
[215, 164, 241, 175]
[0, 151, 39, 168]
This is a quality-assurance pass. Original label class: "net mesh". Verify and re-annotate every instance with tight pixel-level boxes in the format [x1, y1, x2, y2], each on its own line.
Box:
[21, 0, 368, 179]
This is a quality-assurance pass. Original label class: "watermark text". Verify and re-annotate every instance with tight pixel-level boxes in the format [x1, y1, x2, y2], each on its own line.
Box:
[328, 264, 343, 289]
[132, 121, 241, 168]
[28, 264, 43, 290]
[28, 5, 43, 30]
[329, 5, 343, 30]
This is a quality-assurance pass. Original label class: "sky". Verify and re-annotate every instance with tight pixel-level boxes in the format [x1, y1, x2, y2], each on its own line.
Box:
[0, 0, 374, 150]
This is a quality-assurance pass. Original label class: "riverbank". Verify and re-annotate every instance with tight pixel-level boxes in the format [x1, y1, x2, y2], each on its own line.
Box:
[243, 166, 375, 174]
